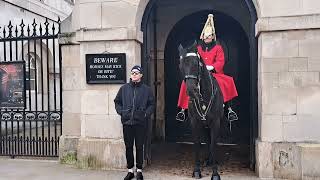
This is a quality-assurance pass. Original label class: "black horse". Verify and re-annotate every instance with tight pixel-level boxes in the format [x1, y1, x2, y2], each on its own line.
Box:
[178, 42, 224, 180]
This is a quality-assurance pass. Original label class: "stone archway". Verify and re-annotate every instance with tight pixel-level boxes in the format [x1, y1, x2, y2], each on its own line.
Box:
[136, 0, 260, 30]
[138, 0, 258, 170]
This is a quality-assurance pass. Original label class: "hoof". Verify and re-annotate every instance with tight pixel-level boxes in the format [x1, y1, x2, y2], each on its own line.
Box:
[211, 173, 221, 180]
[192, 171, 202, 179]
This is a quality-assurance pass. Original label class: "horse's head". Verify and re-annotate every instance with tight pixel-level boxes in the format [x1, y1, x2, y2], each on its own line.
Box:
[178, 41, 204, 100]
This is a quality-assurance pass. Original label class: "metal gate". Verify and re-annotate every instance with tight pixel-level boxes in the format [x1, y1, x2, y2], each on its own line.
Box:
[0, 18, 62, 157]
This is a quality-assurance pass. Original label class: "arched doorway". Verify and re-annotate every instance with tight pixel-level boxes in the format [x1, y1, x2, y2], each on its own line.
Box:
[164, 11, 250, 143]
[141, 0, 257, 172]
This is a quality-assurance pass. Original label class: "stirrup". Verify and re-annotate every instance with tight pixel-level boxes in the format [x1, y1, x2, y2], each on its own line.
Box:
[227, 108, 238, 132]
[176, 109, 186, 122]
[228, 108, 238, 122]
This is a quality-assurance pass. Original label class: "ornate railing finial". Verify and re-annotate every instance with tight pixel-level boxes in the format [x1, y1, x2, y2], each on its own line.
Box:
[19, 19, 25, 37]
[32, 18, 37, 36]
[8, 20, 13, 38]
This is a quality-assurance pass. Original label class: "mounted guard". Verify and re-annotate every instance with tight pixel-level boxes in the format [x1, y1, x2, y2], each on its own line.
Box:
[176, 14, 238, 123]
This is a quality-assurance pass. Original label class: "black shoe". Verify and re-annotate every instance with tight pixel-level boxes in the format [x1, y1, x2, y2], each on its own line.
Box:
[136, 172, 144, 180]
[124, 172, 134, 180]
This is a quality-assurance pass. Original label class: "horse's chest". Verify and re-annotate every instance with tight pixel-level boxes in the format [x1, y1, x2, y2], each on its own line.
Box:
[189, 101, 213, 123]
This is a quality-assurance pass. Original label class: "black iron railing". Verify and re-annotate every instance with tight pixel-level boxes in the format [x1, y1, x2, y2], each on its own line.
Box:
[0, 18, 62, 157]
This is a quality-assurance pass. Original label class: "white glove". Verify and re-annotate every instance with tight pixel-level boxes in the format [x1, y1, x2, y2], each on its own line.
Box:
[206, 65, 214, 71]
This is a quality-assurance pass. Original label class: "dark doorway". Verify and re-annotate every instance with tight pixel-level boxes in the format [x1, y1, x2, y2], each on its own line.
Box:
[164, 11, 250, 145]
[141, 0, 257, 170]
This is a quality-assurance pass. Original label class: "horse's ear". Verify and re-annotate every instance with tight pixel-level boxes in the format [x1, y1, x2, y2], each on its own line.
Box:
[192, 40, 197, 47]
[178, 44, 184, 54]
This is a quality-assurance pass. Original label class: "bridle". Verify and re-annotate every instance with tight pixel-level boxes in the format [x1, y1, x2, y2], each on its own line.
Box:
[182, 51, 217, 121]
[183, 52, 201, 81]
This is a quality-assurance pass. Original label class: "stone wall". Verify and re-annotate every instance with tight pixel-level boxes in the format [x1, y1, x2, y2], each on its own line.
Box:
[60, 38, 141, 169]
[256, 141, 320, 179]
[59, 0, 142, 169]
[256, 28, 320, 180]
[256, 0, 320, 179]
[255, 0, 320, 18]
[259, 29, 320, 143]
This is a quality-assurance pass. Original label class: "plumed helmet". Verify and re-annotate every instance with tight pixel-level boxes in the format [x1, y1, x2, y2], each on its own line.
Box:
[200, 14, 216, 41]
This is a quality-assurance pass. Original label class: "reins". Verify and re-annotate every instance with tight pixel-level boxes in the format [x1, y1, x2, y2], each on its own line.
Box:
[184, 52, 217, 121]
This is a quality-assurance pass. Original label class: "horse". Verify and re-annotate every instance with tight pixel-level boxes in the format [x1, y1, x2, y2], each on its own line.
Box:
[178, 42, 224, 180]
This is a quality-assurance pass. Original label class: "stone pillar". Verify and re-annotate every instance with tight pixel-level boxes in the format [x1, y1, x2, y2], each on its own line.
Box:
[58, 0, 143, 169]
[255, 1, 320, 178]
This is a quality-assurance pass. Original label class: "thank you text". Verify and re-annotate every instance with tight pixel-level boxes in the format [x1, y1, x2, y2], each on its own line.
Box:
[86, 53, 126, 84]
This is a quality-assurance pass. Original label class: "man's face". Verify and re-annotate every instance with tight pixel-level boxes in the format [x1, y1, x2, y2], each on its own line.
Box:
[130, 70, 143, 82]
[204, 34, 213, 44]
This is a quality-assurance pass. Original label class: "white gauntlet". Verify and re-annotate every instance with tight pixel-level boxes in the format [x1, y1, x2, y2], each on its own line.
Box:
[206, 65, 214, 71]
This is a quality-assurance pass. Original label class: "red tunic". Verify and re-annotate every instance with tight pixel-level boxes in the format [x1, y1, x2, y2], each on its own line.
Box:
[177, 44, 238, 109]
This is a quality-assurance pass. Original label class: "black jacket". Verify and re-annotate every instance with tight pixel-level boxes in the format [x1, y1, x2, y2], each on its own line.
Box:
[114, 80, 155, 126]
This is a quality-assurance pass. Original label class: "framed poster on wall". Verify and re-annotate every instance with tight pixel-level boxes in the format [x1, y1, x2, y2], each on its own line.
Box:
[0, 61, 25, 109]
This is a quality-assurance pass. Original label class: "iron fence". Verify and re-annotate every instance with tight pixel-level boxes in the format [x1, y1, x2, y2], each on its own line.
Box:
[0, 18, 62, 157]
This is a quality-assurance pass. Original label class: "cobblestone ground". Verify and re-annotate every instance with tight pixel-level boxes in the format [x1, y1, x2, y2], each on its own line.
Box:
[145, 143, 254, 178]
[0, 158, 262, 180]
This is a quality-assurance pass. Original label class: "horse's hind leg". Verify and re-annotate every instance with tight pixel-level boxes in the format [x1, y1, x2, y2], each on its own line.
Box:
[210, 126, 221, 180]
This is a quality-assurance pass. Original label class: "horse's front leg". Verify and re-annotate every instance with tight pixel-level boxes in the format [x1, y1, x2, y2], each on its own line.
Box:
[205, 127, 213, 166]
[191, 119, 202, 179]
[192, 137, 202, 179]
[210, 126, 221, 180]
